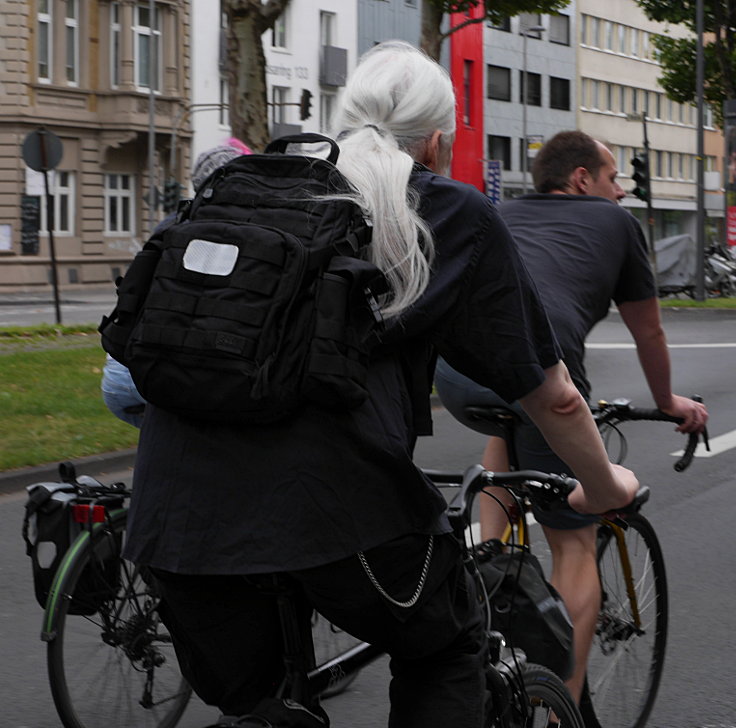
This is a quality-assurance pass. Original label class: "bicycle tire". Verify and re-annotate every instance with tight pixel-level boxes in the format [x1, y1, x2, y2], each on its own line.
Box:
[502, 663, 584, 727]
[45, 510, 192, 728]
[581, 512, 668, 728]
[310, 611, 362, 698]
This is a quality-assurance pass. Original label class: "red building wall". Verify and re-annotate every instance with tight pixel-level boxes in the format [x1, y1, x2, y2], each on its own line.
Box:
[449, 7, 485, 191]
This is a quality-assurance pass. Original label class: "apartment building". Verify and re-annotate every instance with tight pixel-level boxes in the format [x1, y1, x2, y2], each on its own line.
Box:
[484, 5, 578, 198]
[0, 0, 191, 293]
[577, 0, 724, 240]
[263, 0, 357, 139]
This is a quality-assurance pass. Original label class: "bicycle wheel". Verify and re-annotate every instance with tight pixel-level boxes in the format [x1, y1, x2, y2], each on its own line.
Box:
[502, 663, 584, 727]
[45, 511, 192, 728]
[581, 513, 668, 728]
[311, 611, 362, 698]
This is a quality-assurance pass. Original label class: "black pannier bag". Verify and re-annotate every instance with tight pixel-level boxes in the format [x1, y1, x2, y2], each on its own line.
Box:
[22, 464, 123, 615]
[475, 539, 575, 680]
[99, 133, 387, 424]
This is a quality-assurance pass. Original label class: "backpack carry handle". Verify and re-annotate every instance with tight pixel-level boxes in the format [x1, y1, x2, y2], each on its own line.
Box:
[265, 133, 340, 165]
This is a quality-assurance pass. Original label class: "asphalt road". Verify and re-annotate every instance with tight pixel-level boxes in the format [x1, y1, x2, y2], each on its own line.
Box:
[1, 307, 735, 727]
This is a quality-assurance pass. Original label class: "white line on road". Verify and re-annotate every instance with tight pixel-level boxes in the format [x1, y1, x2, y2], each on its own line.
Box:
[587, 343, 736, 349]
[671, 429, 736, 459]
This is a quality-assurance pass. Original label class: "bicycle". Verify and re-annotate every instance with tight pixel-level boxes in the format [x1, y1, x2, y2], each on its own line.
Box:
[463, 397, 709, 728]
[38, 462, 586, 727]
[36, 463, 359, 728]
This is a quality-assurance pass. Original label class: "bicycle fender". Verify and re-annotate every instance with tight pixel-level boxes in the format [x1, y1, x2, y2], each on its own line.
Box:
[40, 509, 126, 642]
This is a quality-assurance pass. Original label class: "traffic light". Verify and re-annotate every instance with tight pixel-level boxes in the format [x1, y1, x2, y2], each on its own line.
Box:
[299, 88, 313, 121]
[631, 152, 651, 203]
[162, 178, 181, 213]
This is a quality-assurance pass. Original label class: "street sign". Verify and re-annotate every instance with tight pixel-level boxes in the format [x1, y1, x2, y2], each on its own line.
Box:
[22, 128, 63, 172]
[486, 160, 502, 204]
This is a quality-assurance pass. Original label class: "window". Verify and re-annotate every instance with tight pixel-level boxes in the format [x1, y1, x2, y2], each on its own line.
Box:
[320, 11, 335, 46]
[272, 86, 288, 124]
[320, 92, 335, 134]
[488, 135, 511, 170]
[590, 79, 600, 110]
[619, 85, 627, 113]
[520, 71, 541, 106]
[630, 28, 639, 57]
[38, 0, 52, 82]
[463, 60, 473, 125]
[272, 12, 287, 48]
[549, 14, 569, 45]
[589, 17, 600, 47]
[105, 174, 135, 234]
[550, 77, 570, 110]
[40, 172, 75, 235]
[605, 82, 614, 111]
[618, 24, 627, 54]
[219, 77, 229, 126]
[65, 0, 79, 84]
[134, 3, 162, 91]
[489, 17, 511, 32]
[604, 21, 614, 50]
[111, 3, 121, 87]
[487, 65, 511, 101]
[519, 14, 543, 38]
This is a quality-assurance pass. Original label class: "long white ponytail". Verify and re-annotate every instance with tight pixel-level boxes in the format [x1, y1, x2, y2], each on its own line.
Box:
[330, 41, 456, 317]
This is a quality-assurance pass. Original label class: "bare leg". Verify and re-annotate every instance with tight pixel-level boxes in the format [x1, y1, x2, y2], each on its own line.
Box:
[541, 524, 599, 703]
[479, 436, 517, 541]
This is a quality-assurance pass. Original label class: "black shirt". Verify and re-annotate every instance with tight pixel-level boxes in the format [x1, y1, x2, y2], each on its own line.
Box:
[123, 168, 561, 574]
[496, 194, 655, 399]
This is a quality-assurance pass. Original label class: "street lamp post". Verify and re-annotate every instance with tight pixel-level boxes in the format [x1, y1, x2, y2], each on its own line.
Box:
[521, 24, 545, 194]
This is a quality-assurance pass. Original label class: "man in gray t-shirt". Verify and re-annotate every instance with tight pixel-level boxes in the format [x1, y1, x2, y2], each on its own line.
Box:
[436, 130, 708, 703]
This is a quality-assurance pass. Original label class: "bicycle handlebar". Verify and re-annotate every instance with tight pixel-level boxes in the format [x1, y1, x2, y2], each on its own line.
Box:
[427, 465, 579, 532]
[592, 396, 709, 472]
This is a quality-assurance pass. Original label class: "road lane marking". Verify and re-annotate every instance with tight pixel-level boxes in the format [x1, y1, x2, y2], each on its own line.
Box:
[587, 343, 736, 349]
[671, 429, 736, 459]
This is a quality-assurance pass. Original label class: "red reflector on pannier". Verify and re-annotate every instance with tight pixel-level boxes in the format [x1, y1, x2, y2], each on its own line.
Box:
[71, 504, 106, 523]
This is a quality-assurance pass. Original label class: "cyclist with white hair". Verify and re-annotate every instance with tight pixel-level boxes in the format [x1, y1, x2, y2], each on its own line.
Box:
[123, 41, 638, 728]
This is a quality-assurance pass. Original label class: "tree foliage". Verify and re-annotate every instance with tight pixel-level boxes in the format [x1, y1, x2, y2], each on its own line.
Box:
[635, 0, 736, 128]
[420, 0, 572, 61]
[221, 0, 292, 152]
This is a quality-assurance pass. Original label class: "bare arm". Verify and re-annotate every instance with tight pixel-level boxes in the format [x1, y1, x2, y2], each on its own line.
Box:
[519, 361, 639, 514]
[618, 298, 708, 433]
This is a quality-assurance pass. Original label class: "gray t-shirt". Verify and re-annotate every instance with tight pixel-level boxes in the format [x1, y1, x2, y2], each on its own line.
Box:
[497, 193, 655, 399]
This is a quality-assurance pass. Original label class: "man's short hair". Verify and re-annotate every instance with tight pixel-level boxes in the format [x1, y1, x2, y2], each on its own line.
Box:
[532, 131, 604, 193]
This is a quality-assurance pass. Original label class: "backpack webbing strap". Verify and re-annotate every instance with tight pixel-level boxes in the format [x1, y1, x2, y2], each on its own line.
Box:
[154, 259, 281, 297]
[144, 292, 268, 328]
[138, 324, 257, 359]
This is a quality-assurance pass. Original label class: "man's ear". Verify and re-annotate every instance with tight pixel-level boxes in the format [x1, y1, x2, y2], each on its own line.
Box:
[569, 166, 589, 194]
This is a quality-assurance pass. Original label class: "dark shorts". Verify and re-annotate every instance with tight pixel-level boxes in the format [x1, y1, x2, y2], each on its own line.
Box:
[434, 358, 597, 530]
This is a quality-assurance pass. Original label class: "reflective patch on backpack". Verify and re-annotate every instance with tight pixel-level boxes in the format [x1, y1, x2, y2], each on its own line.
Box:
[183, 239, 238, 276]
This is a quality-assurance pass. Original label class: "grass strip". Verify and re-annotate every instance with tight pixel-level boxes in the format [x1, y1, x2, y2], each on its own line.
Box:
[0, 345, 138, 471]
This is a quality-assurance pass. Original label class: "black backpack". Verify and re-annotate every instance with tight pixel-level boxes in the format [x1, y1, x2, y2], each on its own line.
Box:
[99, 134, 386, 423]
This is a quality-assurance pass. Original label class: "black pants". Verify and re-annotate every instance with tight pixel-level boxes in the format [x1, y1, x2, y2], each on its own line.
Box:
[152, 533, 488, 727]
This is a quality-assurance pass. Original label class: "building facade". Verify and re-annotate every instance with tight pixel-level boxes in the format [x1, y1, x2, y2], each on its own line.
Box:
[0, 0, 191, 292]
[577, 0, 724, 241]
[483, 5, 578, 198]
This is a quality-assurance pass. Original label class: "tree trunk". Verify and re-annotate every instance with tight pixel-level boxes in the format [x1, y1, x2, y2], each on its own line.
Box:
[420, 0, 445, 62]
[223, 0, 291, 152]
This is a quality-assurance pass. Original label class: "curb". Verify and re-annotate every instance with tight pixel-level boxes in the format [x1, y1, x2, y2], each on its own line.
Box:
[0, 448, 137, 496]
